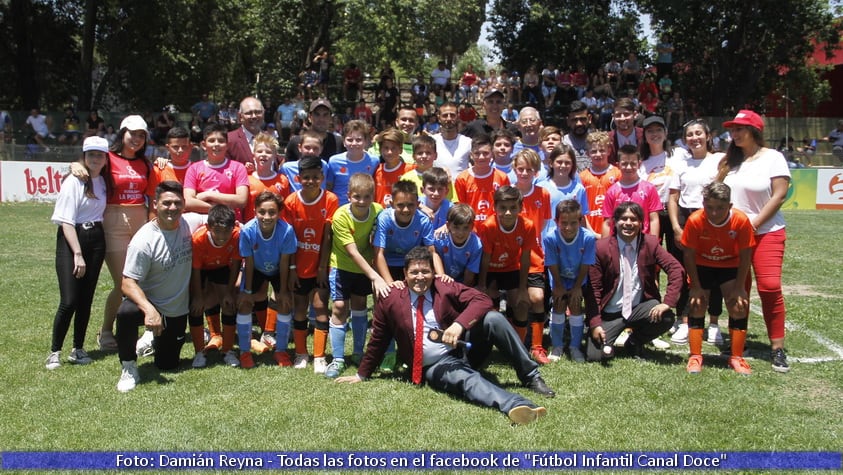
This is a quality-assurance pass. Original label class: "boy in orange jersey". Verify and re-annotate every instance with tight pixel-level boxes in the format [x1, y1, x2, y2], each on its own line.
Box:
[681, 182, 756, 375]
[510, 149, 552, 364]
[580, 131, 620, 233]
[146, 127, 194, 220]
[374, 128, 413, 207]
[454, 133, 509, 223]
[188, 205, 242, 368]
[244, 132, 291, 222]
[281, 156, 340, 373]
[476, 186, 543, 360]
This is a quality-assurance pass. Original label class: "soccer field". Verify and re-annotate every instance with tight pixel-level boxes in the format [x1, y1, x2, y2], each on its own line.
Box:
[1, 203, 841, 474]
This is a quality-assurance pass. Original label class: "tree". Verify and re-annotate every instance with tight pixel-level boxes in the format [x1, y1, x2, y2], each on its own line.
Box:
[637, 0, 841, 115]
[487, 0, 644, 79]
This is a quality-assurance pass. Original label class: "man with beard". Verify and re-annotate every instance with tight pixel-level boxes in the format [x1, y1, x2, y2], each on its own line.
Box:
[433, 102, 472, 181]
[562, 100, 593, 171]
[285, 99, 344, 163]
[462, 88, 519, 139]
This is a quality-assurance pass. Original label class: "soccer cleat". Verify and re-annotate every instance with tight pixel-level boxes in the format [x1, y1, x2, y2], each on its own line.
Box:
[530, 346, 551, 365]
[729, 356, 752, 375]
[45, 351, 61, 370]
[650, 338, 670, 350]
[507, 405, 547, 425]
[568, 346, 586, 363]
[223, 351, 240, 367]
[313, 357, 328, 374]
[686, 354, 703, 374]
[260, 332, 277, 350]
[251, 338, 270, 354]
[239, 352, 255, 369]
[325, 359, 345, 379]
[293, 353, 309, 369]
[706, 324, 724, 345]
[548, 347, 564, 362]
[379, 353, 396, 374]
[671, 324, 689, 344]
[68, 348, 92, 365]
[97, 330, 118, 352]
[273, 351, 293, 367]
[204, 335, 223, 352]
[771, 348, 790, 373]
[192, 352, 207, 369]
[136, 330, 155, 357]
[116, 361, 140, 392]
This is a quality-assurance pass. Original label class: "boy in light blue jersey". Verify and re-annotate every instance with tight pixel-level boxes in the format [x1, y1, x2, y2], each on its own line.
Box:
[543, 199, 597, 363]
[433, 203, 482, 286]
[419, 167, 452, 232]
[326, 120, 379, 205]
[280, 130, 328, 192]
[236, 191, 298, 369]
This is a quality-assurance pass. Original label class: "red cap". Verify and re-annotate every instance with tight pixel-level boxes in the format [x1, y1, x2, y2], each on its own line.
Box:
[722, 109, 764, 132]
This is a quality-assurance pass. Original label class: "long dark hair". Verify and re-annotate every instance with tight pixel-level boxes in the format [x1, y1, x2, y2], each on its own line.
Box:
[715, 126, 765, 182]
[106, 125, 150, 198]
[640, 119, 672, 160]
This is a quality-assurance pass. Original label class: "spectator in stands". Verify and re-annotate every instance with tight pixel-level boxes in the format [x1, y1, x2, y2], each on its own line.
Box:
[820, 119, 843, 162]
[191, 93, 218, 125]
[656, 34, 674, 80]
[430, 60, 452, 102]
[58, 107, 83, 146]
[26, 108, 54, 151]
[622, 53, 641, 89]
[522, 65, 541, 107]
[275, 97, 298, 144]
[342, 63, 362, 101]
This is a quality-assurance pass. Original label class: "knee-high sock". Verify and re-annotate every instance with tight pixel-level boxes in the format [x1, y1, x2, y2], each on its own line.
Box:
[313, 321, 328, 358]
[568, 314, 584, 349]
[188, 315, 205, 353]
[729, 316, 748, 358]
[205, 313, 221, 338]
[689, 317, 705, 356]
[264, 307, 278, 333]
[236, 313, 252, 354]
[350, 310, 368, 355]
[274, 313, 292, 353]
[329, 321, 346, 361]
[293, 319, 309, 355]
[549, 312, 565, 350]
[222, 323, 236, 353]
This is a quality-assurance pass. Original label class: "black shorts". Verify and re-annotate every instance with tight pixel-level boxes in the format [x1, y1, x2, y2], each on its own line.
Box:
[200, 267, 231, 286]
[249, 270, 281, 294]
[293, 276, 319, 296]
[697, 265, 738, 290]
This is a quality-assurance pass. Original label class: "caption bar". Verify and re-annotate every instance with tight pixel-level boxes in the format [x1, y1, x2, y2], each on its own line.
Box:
[2, 451, 840, 470]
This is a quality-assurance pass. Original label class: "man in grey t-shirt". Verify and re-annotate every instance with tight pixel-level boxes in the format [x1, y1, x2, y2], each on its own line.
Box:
[116, 181, 201, 392]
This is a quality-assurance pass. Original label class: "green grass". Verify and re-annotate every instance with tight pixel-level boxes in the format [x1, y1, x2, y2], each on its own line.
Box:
[1, 203, 842, 474]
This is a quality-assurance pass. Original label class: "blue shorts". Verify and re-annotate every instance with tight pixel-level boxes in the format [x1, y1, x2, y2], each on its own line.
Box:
[330, 268, 373, 301]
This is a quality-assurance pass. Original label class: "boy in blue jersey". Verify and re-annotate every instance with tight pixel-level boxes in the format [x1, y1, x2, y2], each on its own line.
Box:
[326, 120, 379, 205]
[326, 173, 388, 379]
[543, 199, 598, 362]
[419, 167, 452, 232]
[236, 191, 298, 369]
[433, 203, 482, 286]
[280, 130, 328, 192]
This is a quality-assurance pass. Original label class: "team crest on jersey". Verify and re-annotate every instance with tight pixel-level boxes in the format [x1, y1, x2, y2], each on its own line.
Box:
[340, 166, 348, 174]
[728, 230, 737, 239]
[535, 199, 542, 208]
[225, 169, 233, 179]
[638, 190, 647, 200]
[442, 246, 449, 254]
[413, 230, 419, 237]
[516, 236, 523, 246]
[321, 209, 327, 218]
[492, 183, 501, 191]
[608, 176, 617, 184]
[253, 243, 259, 251]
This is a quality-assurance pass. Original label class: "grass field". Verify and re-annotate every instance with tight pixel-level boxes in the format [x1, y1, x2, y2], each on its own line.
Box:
[0, 203, 841, 474]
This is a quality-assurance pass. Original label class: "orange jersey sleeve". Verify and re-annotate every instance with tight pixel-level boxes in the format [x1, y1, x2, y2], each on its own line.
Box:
[245, 174, 291, 222]
[191, 224, 242, 270]
[375, 162, 413, 206]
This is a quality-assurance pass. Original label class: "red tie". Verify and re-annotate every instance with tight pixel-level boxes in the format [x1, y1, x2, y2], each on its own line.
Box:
[412, 294, 425, 385]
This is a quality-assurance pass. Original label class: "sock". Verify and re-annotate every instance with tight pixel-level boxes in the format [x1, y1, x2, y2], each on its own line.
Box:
[549, 312, 566, 350]
[293, 320, 309, 355]
[568, 314, 584, 350]
[350, 310, 368, 355]
[189, 323, 206, 353]
[329, 320, 346, 361]
[729, 316, 748, 358]
[313, 321, 328, 358]
[222, 324, 236, 352]
[530, 321, 544, 349]
[265, 307, 278, 333]
[512, 319, 528, 343]
[274, 313, 292, 353]
[236, 313, 252, 354]
[689, 317, 705, 356]
[206, 314, 221, 338]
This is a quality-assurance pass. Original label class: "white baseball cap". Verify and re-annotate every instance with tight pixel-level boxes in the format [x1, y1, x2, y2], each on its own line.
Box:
[82, 136, 109, 153]
[120, 114, 148, 132]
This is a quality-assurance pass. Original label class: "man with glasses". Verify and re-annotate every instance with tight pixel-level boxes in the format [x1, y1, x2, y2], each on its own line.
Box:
[226, 96, 265, 173]
[512, 107, 543, 156]
[606, 97, 643, 165]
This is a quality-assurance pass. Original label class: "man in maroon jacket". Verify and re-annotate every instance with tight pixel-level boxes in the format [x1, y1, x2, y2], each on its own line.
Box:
[336, 246, 554, 425]
[587, 202, 683, 361]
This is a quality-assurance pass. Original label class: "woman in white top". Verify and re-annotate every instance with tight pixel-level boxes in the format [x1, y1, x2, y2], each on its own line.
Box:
[46, 137, 110, 369]
[667, 119, 725, 345]
[717, 110, 791, 373]
[639, 116, 677, 254]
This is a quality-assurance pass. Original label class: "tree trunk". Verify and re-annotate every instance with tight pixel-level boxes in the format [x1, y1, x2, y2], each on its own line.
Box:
[79, 0, 98, 111]
[10, 0, 38, 108]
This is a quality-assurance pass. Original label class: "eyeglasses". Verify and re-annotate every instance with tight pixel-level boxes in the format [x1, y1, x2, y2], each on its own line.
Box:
[241, 110, 264, 118]
[520, 118, 539, 124]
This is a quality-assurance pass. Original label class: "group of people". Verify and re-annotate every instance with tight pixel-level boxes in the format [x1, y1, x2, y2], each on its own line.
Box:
[47, 86, 792, 426]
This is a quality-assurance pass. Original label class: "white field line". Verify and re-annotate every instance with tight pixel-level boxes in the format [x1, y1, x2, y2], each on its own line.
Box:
[749, 303, 843, 363]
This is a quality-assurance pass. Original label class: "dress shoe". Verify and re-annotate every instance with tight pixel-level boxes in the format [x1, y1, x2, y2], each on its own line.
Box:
[525, 375, 556, 398]
[508, 405, 547, 425]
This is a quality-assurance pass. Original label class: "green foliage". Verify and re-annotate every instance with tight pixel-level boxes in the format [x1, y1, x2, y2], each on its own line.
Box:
[637, 0, 842, 115]
[487, 0, 645, 76]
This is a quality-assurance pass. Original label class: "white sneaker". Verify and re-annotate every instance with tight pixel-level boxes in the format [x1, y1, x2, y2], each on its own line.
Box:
[136, 330, 155, 357]
[293, 353, 309, 369]
[671, 323, 689, 344]
[68, 348, 92, 364]
[117, 361, 140, 392]
[45, 351, 61, 370]
[192, 352, 207, 369]
[650, 338, 671, 350]
[707, 324, 724, 344]
[223, 351, 241, 367]
[548, 347, 564, 362]
[614, 329, 631, 347]
[313, 356, 327, 374]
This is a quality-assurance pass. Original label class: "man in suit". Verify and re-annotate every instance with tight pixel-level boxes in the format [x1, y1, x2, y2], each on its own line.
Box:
[226, 96, 264, 173]
[336, 246, 554, 425]
[587, 202, 683, 362]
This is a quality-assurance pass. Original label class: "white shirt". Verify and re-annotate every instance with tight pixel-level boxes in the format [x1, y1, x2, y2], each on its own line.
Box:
[431, 67, 451, 86]
[433, 134, 472, 180]
[409, 289, 450, 366]
[51, 175, 106, 226]
[722, 148, 790, 235]
[668, 150, 723, 209]
[605, 238, 642, 315]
